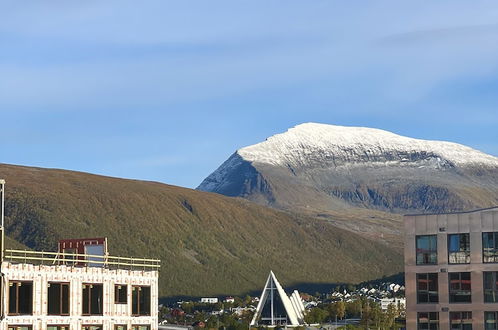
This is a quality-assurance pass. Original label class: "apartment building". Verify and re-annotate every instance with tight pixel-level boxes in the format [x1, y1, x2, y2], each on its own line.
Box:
[405, 206, 498, 330]
[0, 240, 160, 330]
[0, 180, 161, 330]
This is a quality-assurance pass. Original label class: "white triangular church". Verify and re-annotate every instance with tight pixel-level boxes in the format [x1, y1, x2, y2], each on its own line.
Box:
[250, 271, 306, 327]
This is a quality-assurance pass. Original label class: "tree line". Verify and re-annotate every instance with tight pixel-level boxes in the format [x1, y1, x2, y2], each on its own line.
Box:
[304, 298, 405, 329]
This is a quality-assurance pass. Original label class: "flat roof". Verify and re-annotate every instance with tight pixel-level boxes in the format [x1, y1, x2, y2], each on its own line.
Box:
[405, 206, 498, 217]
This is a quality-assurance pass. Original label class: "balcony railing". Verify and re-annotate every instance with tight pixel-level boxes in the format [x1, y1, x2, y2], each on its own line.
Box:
[3, 249, 160, 271]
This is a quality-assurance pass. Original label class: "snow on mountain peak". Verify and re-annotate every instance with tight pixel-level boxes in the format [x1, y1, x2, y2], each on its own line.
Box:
[236, 123, 498, 168]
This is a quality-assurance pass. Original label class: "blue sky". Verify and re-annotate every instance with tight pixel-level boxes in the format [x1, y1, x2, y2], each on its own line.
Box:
[1, 1, 498, 188]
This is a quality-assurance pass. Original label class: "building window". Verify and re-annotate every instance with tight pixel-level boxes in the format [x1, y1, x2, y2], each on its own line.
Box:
[450, 312, 472, 330]
[417, 312, 439, 329]
[484, 272, 498, 303]
[47, 326, 70, 330]
[449, 272, 471, 303]
[448, 233, 470, 264]
[483, 232, 498, 263]
[416, 235, 437, 265]
[485, 312, 498, 330]
[132, 286, 151, 316]
[8, 281, 33, 315]
[115, 326, 127, 330]
[417, 273, 438, 303]
[8, 326, 32, 330]
[115, 284, 127, 304]
[82, 284, 103, 315]
[48, 282, 70, 315]
[131, 326, 150, 330]
[82, 326, 103, 330]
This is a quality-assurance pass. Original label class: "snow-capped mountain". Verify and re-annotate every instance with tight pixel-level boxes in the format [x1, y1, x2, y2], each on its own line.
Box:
[198, 123, 498, 214]
[237, 123, 498, 168]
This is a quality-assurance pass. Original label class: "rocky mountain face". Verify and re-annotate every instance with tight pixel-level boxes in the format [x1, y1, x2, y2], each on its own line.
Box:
[198, 123, 498, 244]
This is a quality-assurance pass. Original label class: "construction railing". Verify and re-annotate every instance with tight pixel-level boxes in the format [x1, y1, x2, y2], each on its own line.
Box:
[3, 249, 160, 271]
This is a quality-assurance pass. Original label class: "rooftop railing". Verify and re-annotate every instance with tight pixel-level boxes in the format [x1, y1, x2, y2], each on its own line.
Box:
[3, 249, 160, 271]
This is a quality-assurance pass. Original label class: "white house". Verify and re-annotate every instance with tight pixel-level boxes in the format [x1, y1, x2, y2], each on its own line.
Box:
[379, 297, 406, 311]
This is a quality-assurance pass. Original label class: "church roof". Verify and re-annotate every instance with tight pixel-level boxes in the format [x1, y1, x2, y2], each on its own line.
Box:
[250, 271, 306, 326]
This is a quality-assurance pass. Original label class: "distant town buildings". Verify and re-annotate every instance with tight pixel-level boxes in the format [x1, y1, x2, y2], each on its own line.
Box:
[327, 282, 405, 304]
[199, 298, 218, 304]
[223, 297, 235, 304]
[405, 206, 498, 330]
[380, 297, 406, 312]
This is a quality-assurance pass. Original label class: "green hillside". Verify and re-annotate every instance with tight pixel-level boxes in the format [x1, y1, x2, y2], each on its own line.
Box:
[0, 163, 402, 297]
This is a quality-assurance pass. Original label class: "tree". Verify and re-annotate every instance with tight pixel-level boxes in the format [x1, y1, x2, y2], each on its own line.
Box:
[193, 311, 207, 322]
[206, 315, 218, 329]
[345, 300, 362, 318]
[159, 306, 170, 321]
[327, 302, 345, 322]
[384, 303, 397, 328]
[239, 309, 255, 325]
[243, 295, 252, 306]
[234, 296, 243, 307]
[182, 302, 194, 314]
[305, 307, 328, 324]
[337, 325, 362, 330]
[336, 301, 346, 320]
[327, 303, 337, 320]
[215, 302, 224, 311]
[397, 302, 406, 317]
[369, 303, 382, 329]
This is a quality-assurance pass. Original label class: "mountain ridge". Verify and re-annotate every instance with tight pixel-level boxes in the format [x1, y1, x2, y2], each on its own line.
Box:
[198, 123, 498, 211]
[198, 123, 498, 245]
[0, 162, 402, 297]
[236, 123, 498, 168]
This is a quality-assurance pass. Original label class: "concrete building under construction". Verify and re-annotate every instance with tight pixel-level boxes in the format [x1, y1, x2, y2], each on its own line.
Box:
[0, 180, 161, 330]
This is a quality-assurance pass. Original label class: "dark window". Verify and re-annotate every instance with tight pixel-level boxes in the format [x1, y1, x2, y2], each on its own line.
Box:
[417, 235, 437, 265]
[132, 286, 151, 316]
[47, 326, 70, 330]
[448, 233, 470, 264]
[131, 326, 150, 330]
[8, 326, 32, 330]
[449, 272, 472, 303]
[418, 312, 439, 330]
[131, 324, 150, 330]
[115, 326, 127, 330]
[485, 312, 498, 330]
[417, 273, 438, 303]
[82, 326, 103, 330]
[82, 284, 103, 315]
[48, 282, 70, 315]
[8, 281, 33, 315]
[450, 311, 472, 330]
[115, 285, 127, 304]
[483, 232, 498, 263]
[484, 272, 498, 303]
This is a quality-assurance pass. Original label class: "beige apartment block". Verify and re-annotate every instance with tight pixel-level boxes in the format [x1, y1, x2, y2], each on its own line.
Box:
[0, 253, 160, 330]
[0, 181, 161, 330]
[405, 207, 498, 330]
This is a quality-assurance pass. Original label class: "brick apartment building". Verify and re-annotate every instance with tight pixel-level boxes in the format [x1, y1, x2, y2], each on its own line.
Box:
[405, 206, 498, 329]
